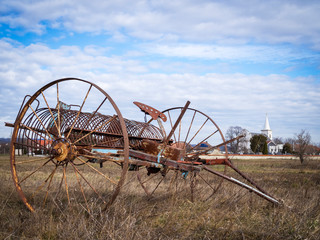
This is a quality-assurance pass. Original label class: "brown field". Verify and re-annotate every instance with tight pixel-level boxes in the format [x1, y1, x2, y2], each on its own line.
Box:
[0, 155, 319, 240]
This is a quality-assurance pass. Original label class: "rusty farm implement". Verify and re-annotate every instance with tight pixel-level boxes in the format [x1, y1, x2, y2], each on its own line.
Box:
[5, 78, 280, 212]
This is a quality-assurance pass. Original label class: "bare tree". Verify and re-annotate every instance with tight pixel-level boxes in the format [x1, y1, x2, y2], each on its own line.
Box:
[225, 126, 248, 153]
[294, 129, 311, 164]
[273, 137, 283, 144]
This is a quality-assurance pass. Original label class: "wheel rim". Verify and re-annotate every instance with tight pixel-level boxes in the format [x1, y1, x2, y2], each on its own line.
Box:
[10, 78, 129, 212]
[143, 107, 229, 201]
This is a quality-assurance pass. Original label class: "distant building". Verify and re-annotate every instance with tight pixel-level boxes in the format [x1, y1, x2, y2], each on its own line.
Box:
[246, 114, 283, 154]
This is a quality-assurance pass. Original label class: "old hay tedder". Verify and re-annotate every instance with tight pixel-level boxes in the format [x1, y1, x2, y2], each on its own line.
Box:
[6, 78, 281, 212]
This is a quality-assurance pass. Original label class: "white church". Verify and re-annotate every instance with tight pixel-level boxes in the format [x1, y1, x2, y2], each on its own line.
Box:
[261, 114, 284, 154]
[242, 114, 284, 154]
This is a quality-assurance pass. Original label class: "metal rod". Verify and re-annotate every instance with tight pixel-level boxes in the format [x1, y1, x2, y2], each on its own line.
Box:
[203, 166, 280, 205]
[163, 101, 190, 146]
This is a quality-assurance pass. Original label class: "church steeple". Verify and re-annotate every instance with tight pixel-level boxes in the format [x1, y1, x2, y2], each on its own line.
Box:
[261, 114, 272, 140]
[264, 113, 271, 130]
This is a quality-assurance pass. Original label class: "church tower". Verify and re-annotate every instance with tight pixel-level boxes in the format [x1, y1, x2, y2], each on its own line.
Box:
[261, 114, 272, 140]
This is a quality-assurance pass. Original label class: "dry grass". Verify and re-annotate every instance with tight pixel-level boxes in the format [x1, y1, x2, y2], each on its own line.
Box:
[0, 155, 319, 239]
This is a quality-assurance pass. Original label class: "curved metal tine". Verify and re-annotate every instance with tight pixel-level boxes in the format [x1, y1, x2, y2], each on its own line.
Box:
[190, 172, 196, 202]
[168, 170, 178, 192]
[187, 117, 209, 147]
[41, 91, 61, 138]
[168, 170, 185, 196]
[56, 82, 61, 137]
[75, 156, 117, 185]
[43, 166, 58, 207]
[167, 111, 177, 143]
[150, 176, 165, 196]
[74, 96, 108, 140]
[189, 129, 219, 153]
[66, 84, 92, 139]
[70, 162, 107, 204]
[121, 170, 139, 189]
[184, 110, 196, 147]
[198, 173, 219, 201]
[90, 136, 123, 148]
[138, 172, 164, 196]
[29, 105, 54, 141]
[19, 122, 49, 142]
[73, 166, 90, 213]
[139, 171, 160, 185]
[136, 171, 151, 196]
[18, 158, 52, 184]
[73, 115, 117, 145]
[63, 165, 70, 205]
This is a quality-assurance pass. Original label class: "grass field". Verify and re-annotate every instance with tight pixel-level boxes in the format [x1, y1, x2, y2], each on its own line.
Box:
[0, 155, 319, 239]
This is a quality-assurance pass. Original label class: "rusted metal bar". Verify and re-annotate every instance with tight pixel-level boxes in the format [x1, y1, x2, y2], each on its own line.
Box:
[129, 149, 202, 172]
[163, 101, 190, 146]
[203, 166, 280, 205]
[225, 159, 275, 197]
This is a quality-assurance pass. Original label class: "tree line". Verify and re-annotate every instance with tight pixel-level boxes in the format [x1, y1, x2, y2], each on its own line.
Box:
[225, 126, 320, 163]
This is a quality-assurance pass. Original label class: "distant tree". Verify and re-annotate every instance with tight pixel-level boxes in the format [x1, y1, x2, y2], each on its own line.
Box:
[282, 142, 293, 154]
[284, 137, 295, 151]
[294, 129, 311, 164]
[262, 141, 268, 154]
[250, 134, 267, 154]
[306, 142, 320, 155]
[273, 137, 283, 144]
[225, 126, 247, 153]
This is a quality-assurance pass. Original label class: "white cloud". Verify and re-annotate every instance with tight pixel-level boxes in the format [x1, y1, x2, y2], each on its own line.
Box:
[141, 43, 318, 63]
[0, 39, 319, 141]
[1, 0, 320, 49]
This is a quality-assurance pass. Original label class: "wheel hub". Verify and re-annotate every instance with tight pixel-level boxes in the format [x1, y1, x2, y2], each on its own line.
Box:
[51, 139, 77, 163]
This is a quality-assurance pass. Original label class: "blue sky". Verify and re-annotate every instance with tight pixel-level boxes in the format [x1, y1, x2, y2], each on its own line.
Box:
[0, 0, 320, 143]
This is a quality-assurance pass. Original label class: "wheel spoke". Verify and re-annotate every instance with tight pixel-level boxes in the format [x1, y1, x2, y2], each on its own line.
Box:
[167, 111, 177, 143]
[41, 91, 61, 138]
[73, 166, 90, 213]
[31, 167, 57, 201]
[56, 82, 62, 137]
[55, 167, 65, 200]
[18, 158, 51, 184]
[189, 129, 219, 152]
[63, 165, 70, 204]
[184, 110, 196, 144]
[187, 117, 209, 147]
[66, 84, 92, 139]
[43, 166, 58, 207]
[178, 109, 182, 144]
[70, 162, 107, 204]
[75, 156, 117, 185]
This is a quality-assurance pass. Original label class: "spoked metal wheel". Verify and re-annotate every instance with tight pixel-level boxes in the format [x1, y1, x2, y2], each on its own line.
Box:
[9, 78, 129, 212]
[139, 106, 229, 202]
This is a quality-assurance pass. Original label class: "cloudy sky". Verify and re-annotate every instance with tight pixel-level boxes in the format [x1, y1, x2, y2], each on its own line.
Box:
[0, 0, 319, 143]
